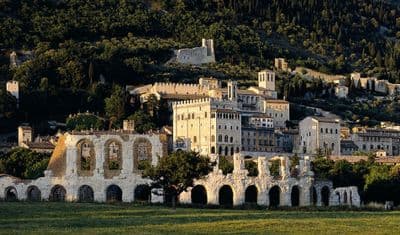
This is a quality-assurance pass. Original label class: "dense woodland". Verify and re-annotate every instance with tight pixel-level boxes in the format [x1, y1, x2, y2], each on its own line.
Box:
[1, 0, 400, 130]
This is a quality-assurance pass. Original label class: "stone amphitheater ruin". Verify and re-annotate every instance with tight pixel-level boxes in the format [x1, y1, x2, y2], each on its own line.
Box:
[0, 132, 360, 207]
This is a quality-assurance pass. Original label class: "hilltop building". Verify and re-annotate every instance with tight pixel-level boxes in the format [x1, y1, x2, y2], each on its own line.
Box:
[351, 72, 400, 96]
[172, 39, 216, 65]
[274, 58, 289, 71]
[6, 80, 19, 107]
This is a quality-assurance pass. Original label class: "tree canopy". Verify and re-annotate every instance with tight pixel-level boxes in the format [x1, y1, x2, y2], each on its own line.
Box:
[142, 151, 213, 207]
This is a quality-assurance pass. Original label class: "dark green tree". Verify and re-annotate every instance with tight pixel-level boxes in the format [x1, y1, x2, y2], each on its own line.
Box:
[105, 84, 126, 128]
[127, 110, 156, 133]
[0, 148, 50, 179]
[142, 151, 213, 209]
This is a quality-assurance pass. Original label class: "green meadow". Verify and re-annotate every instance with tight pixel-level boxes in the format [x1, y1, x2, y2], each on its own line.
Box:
[0, 202, 398, 234]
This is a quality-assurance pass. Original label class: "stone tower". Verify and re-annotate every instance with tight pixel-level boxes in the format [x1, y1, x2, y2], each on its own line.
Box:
[258, 70, 275, 91]
[6, 80, 19, 108]
[18, 125, 33, 147]
[9, 51, 18, 68]
[201, 39, 216, 63]
[227, 80, 238, 101]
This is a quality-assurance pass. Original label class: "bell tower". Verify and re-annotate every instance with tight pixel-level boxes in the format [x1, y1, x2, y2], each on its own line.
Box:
[258, 70, 275, 91]
[227, 80, 238, 101]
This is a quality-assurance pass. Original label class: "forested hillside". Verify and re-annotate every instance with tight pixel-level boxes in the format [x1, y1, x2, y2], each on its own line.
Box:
[1, 0, 400, 128]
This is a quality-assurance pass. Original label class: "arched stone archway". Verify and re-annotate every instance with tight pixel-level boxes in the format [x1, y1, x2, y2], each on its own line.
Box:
[27, 186, 41, 201]
[219, 185, 233, 206]
[321, 186, 330, 206]
[5, 186, 17, 201]
[291, 186, 300, 207]
[245, 185, 258, 204]
[78, 185, 94, 202]
[50, 185, 66, 202]
[106, 185, 122, 202]
[310, 186, 317, 206]
[134, 184, 151, 202]
[191, 185, 207, 205]
[269, 185, 281, 207]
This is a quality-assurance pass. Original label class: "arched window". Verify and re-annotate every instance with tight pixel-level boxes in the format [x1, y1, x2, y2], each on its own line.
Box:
[107, 141, 121, 170]
[133, 138, 152, 170]
[211, 146, 216, 154]
[224, 135, 229, 142]
[211, 135, 215, 142]
[77, 139, 95, 175]
[218, 135, 222, 142]
[230, 137, 233, 143]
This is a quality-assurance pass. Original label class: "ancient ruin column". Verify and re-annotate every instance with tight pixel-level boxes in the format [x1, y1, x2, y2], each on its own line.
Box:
[94, 141, 104, 178]
[258, 157, 270, 177]
[207, 186, 218, 205]
[233, 153, 245, 174]
[280, 157, 290, 180]
[281, 185, 291, 206]
[233, 186, 245, 206]
[300, 185, 311, 206]
[66, 147, 78, 177]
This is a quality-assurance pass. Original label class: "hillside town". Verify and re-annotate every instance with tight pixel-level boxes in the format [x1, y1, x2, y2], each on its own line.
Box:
[2, 39, 400, 210]
[4, 1, 400, 234]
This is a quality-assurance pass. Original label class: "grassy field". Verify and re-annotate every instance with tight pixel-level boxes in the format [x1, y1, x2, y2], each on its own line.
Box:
[0, 202, 399, 234]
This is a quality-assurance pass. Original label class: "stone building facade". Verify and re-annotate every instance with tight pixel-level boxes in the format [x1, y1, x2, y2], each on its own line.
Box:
[274, 58, 289, 71]
[351, 128, 400, 156]
[351, 72, 400, 96]
[299, 117, 341, 155]
[172, 98, 241, 156]
[0, 131, 167, 203]
[6, 80, 19, 106]
[263, 100, 290, 128]
[174, 39, 216, 65]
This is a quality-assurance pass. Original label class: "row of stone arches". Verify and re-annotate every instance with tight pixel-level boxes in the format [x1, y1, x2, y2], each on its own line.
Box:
[191, 185, 331, 207]
[3, 184, 152, 203]
[76, 137, 153, 175]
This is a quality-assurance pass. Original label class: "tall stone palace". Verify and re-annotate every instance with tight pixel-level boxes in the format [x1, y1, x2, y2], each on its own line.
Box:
[0, 44, 360, 207]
